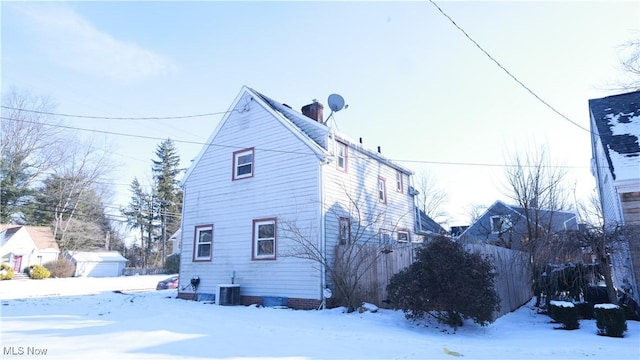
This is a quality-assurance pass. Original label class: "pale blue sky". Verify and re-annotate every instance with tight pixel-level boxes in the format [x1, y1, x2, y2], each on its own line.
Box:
[2, 1, 639, 229]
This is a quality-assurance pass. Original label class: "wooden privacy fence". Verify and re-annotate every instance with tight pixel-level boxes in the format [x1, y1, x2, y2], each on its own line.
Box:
[346, 242, 532, 319]
[123, 267, 166, 276]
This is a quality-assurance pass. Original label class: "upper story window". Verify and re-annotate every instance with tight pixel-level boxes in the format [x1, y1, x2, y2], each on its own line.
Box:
[253, 218, 276, 260]
[396, 171, 403, 193]
[491, 215, 512, 233]
[378, 177, 387, 204]
[336, 141, 347, 172]
[233, 148, 254, 180]
[193, 225, 213, 262]
[339, 217, 351, 245]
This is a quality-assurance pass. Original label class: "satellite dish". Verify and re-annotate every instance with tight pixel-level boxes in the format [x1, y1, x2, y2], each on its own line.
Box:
[328, 94, 345, 112]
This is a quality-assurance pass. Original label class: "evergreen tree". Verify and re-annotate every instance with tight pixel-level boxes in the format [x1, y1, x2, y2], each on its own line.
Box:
[151, 139, 183, 266]
[387, 236, 500, 328]
[29, 174, 110, 253]
[121, 178, 158, 268]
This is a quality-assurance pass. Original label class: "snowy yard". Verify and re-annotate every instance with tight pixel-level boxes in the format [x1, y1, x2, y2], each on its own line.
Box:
[1, 275, 639, 360]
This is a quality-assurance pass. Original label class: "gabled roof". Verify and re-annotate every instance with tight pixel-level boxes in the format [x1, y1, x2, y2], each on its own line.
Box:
[458, 200, 577, 238]
[66, 251, 127, 262]
[416, 208, 446, 234]
[589, 90, 640, 181]
[23, 226, 59, 250]
[0, 225, 59, 251]
[183, 86, 415, 184]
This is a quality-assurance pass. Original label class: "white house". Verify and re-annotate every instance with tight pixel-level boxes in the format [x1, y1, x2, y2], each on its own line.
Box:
[178, 86, 419, 308]
[0, 225, 59, 272]
[65, 251, 128, 277]
[589, 90, 640, 303]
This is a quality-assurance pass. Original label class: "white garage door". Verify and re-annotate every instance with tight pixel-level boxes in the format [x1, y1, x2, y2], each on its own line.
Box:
[84, 262, 119, 277]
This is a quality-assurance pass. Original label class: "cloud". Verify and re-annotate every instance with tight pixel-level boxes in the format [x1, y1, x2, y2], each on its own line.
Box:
[15, 3, 171, 82]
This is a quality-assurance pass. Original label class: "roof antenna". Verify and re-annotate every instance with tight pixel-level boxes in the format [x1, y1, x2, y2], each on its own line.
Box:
[325, 93, 348, 128]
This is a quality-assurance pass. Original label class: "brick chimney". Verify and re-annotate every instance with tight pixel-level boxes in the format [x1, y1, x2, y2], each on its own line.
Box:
[301, 100, 324, 124]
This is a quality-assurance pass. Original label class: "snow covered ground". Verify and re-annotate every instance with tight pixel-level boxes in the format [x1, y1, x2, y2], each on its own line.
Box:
[1, 275, 639, 360]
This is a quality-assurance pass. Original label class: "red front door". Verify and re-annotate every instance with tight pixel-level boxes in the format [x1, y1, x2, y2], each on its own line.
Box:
[12, 256, 22, 272]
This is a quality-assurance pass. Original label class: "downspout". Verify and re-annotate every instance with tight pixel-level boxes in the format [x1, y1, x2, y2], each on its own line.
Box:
[319, 154, 327, 306]
[410, 173, 420, 262]
[178, 184, 187, 297]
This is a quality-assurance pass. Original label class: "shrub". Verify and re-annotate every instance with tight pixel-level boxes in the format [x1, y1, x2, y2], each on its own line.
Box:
[549, 301, 579, 330]
[386, 236, 501, 328]
[594, 304, 627, 337]
[43, 259, 75, 278]
[1, 263, 14, 280]
[574, 301, 594, 319]
[28, 264, 51, 279]
[164, 253, 180, 274]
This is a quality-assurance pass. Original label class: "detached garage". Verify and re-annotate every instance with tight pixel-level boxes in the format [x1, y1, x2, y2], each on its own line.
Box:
[66, 251, 128, 277]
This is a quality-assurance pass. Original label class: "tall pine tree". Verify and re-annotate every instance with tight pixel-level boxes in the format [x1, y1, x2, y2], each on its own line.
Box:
[151, 139, 183, 266]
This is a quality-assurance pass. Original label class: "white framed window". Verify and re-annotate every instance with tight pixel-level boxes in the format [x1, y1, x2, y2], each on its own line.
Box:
[336, 141, 347, 172]
[339, 217, 351, 245]
[253, 218, 276, 260]
[193, 225, 213, 261]
[491, 215, 512, 233]
[378, 177, 387, 204]
[233, 148, 254, 180]
[396, 171, 403, 193]
[397, 230, 410, 242]
[379, 229, 392, 244]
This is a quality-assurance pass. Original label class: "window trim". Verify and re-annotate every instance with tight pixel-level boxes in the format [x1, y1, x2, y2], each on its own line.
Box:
[193, 224, 213, 262]
[232, 148, 254, 180]
[396, 229, 410, 243]
[339, 217, 351, 245]
[336, 141, 348, 172]
[379, 229, 392, 244]
[252, 218, 277, 260]
[491, 215, 512, 233]
[378, 176, 387, 204]
[396, 171, 403, 193]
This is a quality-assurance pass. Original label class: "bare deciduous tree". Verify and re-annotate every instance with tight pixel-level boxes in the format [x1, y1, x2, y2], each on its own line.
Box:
[415, 170, 448, 223]
[0, 88, 65, 222]
[616, 36, 640, 91]
[47, 137, 115, 255]
[502, 145, 569, 250]
[280, 188, 411, 312]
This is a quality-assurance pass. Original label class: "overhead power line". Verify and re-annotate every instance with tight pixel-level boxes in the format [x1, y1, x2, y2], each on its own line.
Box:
[0, 105, 231, 120]
[0, 115, 592, 170]
[428, 0, 593, 134]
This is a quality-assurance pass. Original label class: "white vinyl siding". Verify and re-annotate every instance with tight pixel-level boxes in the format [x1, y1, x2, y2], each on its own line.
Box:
[322, 136, 416, 287]
[180, 91, 323, 300]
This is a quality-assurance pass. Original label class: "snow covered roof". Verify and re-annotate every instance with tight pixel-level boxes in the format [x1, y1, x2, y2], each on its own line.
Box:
[589, 90, 640, 181]
[248, 87, 414, 175]
[67, 251, 127, 263]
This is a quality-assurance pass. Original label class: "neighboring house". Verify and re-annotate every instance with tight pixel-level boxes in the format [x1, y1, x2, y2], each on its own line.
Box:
[65, 251, 128, 277]
[457, 200, 578, 251]
[415, 208, 448, 241]
[589, 90, 640, 303]
[169, 229, 182, 255]
[178, 86, 419, 308]
[0, 225, 59, 272]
